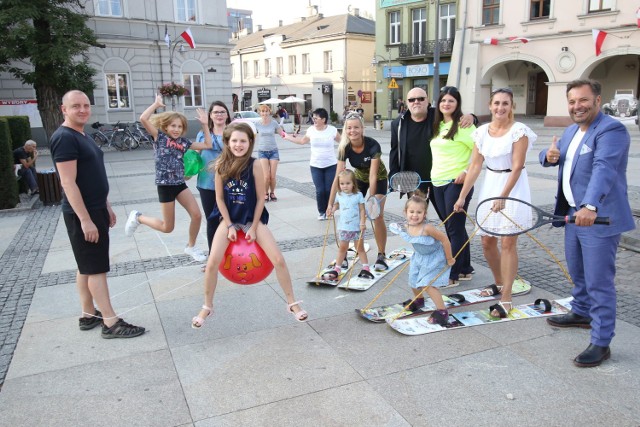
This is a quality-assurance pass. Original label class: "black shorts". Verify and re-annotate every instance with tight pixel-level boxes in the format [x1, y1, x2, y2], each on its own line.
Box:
[157, 183, 189, 203]
[63, 208, 110, 275]
[357, 178, 388, 197]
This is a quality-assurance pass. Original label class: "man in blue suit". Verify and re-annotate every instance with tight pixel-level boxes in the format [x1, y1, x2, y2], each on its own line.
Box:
[540, 79, 634, 367]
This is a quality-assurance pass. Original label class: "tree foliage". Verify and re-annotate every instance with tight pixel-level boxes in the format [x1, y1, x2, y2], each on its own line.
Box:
[0, 0, 101, 140]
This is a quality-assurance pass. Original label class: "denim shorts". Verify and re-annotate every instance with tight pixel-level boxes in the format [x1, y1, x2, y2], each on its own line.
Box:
[258, 149, 280, 161]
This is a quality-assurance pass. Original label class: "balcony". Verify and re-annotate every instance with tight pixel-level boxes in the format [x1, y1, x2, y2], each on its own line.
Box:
[398, 38, 454, 59]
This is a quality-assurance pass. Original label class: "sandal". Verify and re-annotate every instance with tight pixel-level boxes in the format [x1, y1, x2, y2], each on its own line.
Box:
[445, 279, 460, 288]
[269, 192, 277, 202]
[357, 269, 375, 279]
[458, 273, 473, 281]
[374, 254, 388, 271]
[488, 301, 513, 318]
[480, 284, 503, 297]
[321, 269, 340, 281]
[287, 301, 308, 322]
[265, 194, 270, 202]
[192, 305, 212, 329]
[427, 309, 450, 326]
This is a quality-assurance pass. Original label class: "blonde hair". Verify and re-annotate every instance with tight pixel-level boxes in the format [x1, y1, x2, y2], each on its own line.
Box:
[214, 122, 256, 182]
[404, 189, 429, 214]
[337, 169, 358, 194]
[337, 113, 365, 159]
[150, 112, 188, 136]
[257, 105, 272, 113]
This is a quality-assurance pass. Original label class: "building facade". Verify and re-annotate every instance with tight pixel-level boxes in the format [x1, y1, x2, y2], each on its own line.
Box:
[0, 0, 232, 142]
[374, 0, 639, 126]
[230, 8, 376, 122]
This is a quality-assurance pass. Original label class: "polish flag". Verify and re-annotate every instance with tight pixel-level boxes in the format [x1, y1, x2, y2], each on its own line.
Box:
[592, 29, 607, 56]
[181, 27, 196, 49]
[508, 36, 530, 44]
[483, 37, 498, 45]
[636, 7, 640, 28]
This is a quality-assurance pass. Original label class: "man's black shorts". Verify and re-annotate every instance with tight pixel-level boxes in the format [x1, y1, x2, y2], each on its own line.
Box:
[157, 183, 189, 203]
[63, 208, 110, 275]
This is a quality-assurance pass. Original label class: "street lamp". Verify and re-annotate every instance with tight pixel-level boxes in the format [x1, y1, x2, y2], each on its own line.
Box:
[430, 0, 441, 99]
[168, 39, 186, 111]
[371, 52, 393, 120]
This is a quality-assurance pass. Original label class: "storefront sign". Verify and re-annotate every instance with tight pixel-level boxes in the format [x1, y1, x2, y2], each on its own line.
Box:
[360, 91, 372, 103]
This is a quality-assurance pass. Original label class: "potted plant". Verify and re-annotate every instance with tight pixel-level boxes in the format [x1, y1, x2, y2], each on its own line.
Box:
[158, 82, 190, 97]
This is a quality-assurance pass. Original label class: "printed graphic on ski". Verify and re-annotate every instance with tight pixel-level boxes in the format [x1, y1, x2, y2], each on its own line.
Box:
[358, 279, 532, 322]
[306, 243, 370, 287]
[386, 297, 573, 336]
[338, 248, 413, 291]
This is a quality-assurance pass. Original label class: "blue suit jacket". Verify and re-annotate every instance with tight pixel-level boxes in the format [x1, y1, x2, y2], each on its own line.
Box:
[539, 112, 634, 237]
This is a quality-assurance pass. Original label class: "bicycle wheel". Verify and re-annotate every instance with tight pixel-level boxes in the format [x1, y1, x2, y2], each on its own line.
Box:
[91, 132, 107, 148]
[125, 136, 139, 150]
[110, 132, 127, 151]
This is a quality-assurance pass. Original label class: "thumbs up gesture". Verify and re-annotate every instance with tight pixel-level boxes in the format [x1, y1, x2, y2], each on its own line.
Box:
[546, 136, 560, 164]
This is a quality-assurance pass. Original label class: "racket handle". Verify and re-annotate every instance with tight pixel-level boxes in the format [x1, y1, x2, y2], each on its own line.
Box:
[565, 216, 610, 225]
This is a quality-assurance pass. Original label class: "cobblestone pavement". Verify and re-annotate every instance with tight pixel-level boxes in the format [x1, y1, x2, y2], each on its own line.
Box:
[1, 121, 638, 390]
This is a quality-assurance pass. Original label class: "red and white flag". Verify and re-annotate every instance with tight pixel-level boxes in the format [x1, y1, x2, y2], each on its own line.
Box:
[164, 25, 170, 48]
[181, 27, 196, 49]
[483, 37, 498, 45]
[592, 29, 607, 56]
[508, 36, 530, 44]
[636, 7, 640, 28]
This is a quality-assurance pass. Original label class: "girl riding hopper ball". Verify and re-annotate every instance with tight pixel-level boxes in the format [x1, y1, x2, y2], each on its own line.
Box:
[219, 230, 274, 284]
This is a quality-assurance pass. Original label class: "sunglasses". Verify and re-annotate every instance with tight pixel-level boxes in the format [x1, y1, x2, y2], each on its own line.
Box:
[345, 112, 363, 120]
[491, 87, 513, 96]
[211, 111, 227, 115]
[407, 97, 426, 103]
[440, 86, 459, 93]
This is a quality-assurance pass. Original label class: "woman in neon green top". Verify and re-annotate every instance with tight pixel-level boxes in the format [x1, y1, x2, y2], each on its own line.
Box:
[431, 86, 475, 285]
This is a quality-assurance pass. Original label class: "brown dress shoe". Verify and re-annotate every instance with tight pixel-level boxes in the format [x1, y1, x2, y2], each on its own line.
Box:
[546, 311, 591, 329]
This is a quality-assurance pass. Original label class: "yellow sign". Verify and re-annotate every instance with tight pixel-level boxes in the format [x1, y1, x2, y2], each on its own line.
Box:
[388, 78, 399, 89]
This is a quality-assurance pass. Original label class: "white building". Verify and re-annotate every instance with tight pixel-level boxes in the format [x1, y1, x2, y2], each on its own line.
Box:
[230, 8, 376, 122]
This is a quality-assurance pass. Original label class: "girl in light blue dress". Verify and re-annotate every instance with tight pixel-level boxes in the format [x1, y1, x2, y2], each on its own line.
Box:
[391, 191, 456, 325]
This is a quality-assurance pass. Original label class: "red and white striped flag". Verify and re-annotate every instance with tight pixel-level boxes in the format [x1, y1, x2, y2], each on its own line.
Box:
[592, 29, 607, 56]
[508, 36, 530, 44]
[181, 27, 196, 49]
[483, 37, 498, 45]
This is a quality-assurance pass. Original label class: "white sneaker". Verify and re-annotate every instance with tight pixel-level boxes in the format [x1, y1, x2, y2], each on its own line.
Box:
[317, 213, 326, 221]
[184, 245, 208, 262]
[125, 210, 140, 236]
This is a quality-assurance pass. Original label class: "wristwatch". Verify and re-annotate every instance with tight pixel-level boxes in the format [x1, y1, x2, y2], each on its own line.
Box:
[581, 204, 597, 212]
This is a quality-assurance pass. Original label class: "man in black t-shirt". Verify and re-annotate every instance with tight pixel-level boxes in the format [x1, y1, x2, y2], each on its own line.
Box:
[13, 140, 39, 194]
[50, 90, 144, 339]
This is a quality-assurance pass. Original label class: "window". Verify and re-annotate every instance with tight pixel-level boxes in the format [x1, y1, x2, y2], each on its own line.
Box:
[439, 3, 456, 39]
[412, 8, 426, 45]
[323, 51, 333, 72]
[183, 74, 203, 107]
[105, 73, 130, 109]
[389, 11, 400, 44]
[242, 61, 248, 78]
[288, 55, 297, 75]
[253, 60, 260, 78]
[302, 53, 310, 74]
[177, 0, 197, 22]
[276, 57, 283, 75]
[482, 0, 500, 25]
[264, 59, 271, 77]
[589, 0, 612, 12]
[530, 0, 550, 19]
[96, 0, 123, 16]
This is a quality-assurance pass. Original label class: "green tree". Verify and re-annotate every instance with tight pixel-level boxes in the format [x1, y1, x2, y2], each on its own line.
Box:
[0, 0, 102, 140]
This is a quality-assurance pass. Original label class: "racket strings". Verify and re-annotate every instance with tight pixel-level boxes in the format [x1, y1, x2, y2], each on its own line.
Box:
[389, 173, 420, 193]
[476, 199, 536, 236]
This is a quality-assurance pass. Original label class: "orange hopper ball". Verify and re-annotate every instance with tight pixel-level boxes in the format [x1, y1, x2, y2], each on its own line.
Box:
[218, 230, 274, 285]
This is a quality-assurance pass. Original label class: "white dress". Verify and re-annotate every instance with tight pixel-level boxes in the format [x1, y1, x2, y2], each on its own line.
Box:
[472, 122, 537, 236]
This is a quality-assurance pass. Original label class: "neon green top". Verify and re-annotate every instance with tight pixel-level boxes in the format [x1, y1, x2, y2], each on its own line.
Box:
[430, 121, 475, 186]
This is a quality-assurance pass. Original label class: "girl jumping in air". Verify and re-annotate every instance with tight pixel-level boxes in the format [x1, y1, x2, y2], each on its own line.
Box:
[323, 169, 371, 281]
[192, 122, 308, 328]
[392, 191, 456, 325]
[125, 95, 212, 262]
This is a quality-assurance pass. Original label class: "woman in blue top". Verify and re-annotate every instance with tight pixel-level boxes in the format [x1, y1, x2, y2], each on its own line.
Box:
[255, 104, 284, 202]
[196, 101, 230, 251]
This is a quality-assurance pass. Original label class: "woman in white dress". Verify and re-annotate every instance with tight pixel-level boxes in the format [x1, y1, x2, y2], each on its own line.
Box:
[453, 88, 537, 318]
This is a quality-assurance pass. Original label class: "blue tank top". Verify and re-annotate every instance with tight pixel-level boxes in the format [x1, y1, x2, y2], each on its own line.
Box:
[210, 157, 269, 225]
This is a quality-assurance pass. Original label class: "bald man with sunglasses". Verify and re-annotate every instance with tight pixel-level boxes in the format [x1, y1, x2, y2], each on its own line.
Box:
[389, 87, 476, 214]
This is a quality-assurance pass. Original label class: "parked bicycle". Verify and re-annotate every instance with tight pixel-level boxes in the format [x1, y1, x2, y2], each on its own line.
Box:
[90, 122, 127, 150]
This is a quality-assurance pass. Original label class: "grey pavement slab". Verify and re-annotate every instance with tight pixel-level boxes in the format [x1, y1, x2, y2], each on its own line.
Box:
[0, 118, 638, 426]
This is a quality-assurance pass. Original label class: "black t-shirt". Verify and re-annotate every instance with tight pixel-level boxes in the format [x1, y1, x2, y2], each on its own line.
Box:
[404, 116, 433, 182]
[50, 126, 109, 214]
[339, 136, 388, 182]
[13, 147, 32, 165]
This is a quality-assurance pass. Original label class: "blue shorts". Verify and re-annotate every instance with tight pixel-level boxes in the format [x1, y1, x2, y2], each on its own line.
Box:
[258, 150, 280, 161]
